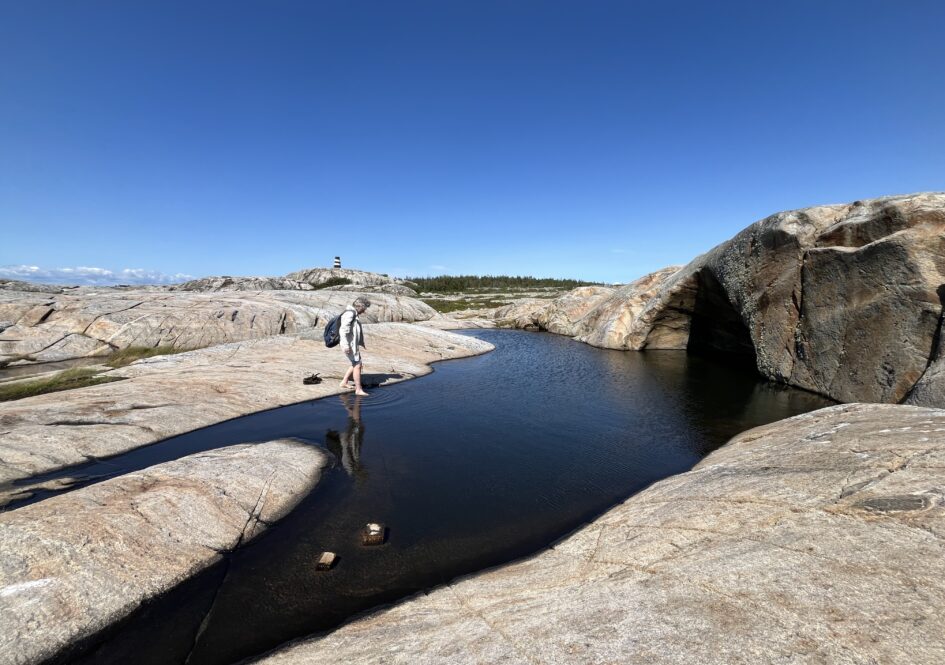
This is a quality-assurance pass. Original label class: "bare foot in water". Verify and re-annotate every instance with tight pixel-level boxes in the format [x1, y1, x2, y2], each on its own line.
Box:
[355, 390, 369, 396]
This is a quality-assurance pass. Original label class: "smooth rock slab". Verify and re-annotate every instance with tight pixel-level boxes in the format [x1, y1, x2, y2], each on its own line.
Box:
[0, 440, 328, 665]
[254, 403, 945, 664]
[0, 324, 493, 495]
[0, 288, 437, 366]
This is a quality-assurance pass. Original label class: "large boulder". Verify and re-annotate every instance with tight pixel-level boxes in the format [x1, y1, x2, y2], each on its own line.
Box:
[0, 289, 437, 367]
[492, 298, 550, 330]
[253, 403, 945, 664]
[0, 440, 327, 665]
[493, 287, 619, 334]
[500, 193, 945, 406]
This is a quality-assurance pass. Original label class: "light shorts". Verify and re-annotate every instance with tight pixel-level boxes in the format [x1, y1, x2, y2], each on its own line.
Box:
[345, 350, 362, 366]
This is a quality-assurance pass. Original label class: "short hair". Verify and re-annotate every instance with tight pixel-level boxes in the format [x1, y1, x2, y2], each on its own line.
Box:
[353, 297, 371, 309]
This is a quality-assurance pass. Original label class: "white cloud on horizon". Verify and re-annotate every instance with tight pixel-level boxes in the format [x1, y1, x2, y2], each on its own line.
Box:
[0, 264, 194, 286]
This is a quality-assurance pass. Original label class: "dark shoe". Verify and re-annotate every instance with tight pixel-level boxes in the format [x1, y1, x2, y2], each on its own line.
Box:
[303, 373, 322, 385]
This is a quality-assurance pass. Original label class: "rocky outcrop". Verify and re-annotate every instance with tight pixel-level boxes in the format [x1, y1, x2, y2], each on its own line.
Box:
[253, 403, 945, 664]
[419, 315, 496, 330]
[0, 324, 493, 496]
[492, 298, 549, 330]
[0, 440, 328, 665]
[285, 267, 401, 289]
[0, 289, 437, 367]
[498, 193, 945, 407]
[0, 280, 65, 294]
[493, 287, 618, 333]
[171, 276, 314, 291]
[169, 269, 419, 295]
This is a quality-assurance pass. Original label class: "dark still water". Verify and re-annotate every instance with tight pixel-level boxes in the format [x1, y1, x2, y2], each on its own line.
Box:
[72, 330, 833, 664]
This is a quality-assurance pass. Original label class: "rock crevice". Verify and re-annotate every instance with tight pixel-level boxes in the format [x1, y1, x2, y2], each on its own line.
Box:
[497, 192, 945, 407]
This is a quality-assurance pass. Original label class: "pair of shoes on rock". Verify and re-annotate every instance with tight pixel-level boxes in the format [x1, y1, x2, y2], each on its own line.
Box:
[303, 373, 322, 385]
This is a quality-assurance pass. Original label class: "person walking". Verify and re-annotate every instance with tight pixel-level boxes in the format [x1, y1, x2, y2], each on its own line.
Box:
[339, 297, 371, 396]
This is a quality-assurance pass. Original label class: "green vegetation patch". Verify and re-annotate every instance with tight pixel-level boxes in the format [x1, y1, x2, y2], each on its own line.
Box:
[106, 345, 187, 368]
[406, 274, 601, 293]
[422, 299, 510, 313]
[313, 277, 353, 290]
[0, 368, 125, 402]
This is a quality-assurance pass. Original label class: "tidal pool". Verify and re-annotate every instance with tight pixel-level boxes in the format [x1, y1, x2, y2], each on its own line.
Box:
[62, 329, 832, 664]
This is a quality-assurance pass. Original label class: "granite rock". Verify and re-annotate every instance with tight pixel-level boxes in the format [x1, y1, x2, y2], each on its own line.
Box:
[170, 276, 313, 291]
[0, 289, 436, 367]
[284, 267, 400, 289]
[0, 440, 327, 665]
[0, 280, 64, 294]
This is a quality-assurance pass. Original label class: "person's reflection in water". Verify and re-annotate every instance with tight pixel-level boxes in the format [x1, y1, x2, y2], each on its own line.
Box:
[325, 393, 366, 480]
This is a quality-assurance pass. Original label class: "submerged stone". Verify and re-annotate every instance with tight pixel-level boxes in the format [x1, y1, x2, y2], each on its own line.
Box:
[361, 523, 386, 546]
[316, 552, 337, 571]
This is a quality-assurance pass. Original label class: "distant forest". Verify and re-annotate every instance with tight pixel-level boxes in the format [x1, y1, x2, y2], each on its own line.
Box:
[405, 275, 602, 293]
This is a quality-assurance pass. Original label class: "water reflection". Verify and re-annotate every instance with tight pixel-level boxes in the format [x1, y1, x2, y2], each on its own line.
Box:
[325, 394, 366, 479]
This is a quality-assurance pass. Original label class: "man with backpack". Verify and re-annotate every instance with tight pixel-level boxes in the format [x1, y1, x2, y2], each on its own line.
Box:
[336, 297, 371, 396]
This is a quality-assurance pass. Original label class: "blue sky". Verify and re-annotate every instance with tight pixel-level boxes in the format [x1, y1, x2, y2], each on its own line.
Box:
[2, 1, 943, 285]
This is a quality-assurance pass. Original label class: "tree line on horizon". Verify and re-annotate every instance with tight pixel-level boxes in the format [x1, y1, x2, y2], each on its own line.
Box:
[404, 274, 603, 293]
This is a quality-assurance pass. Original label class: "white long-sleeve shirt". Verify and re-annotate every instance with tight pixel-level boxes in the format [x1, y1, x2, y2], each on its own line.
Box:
[339, 306, 365, 353]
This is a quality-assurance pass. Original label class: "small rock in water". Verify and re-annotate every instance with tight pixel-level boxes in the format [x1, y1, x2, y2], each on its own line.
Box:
[361, 522, 386, 546]
[316, 552, 337, 570]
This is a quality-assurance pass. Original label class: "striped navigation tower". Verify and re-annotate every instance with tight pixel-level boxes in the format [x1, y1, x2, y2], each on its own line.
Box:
[333, 256, 341, 269]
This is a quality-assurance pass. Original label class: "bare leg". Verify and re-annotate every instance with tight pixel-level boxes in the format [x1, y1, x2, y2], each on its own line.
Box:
[353, 362, 368, 396]
[339, 364, 354, 389]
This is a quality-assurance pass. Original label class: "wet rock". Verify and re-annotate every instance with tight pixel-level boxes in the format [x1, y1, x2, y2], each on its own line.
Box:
[316, 552, 337, 571]
[253, 403, 945, 664]
[0, 440, 328, 665]
[0, 324, 493, 494]
[361, 523, 386, 546]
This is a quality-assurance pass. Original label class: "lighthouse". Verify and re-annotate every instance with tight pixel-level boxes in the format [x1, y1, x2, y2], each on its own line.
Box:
[333, 256, 341, 269]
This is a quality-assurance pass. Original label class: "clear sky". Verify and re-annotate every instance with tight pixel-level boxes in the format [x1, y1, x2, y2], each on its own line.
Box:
[2, 1, 943, 285]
